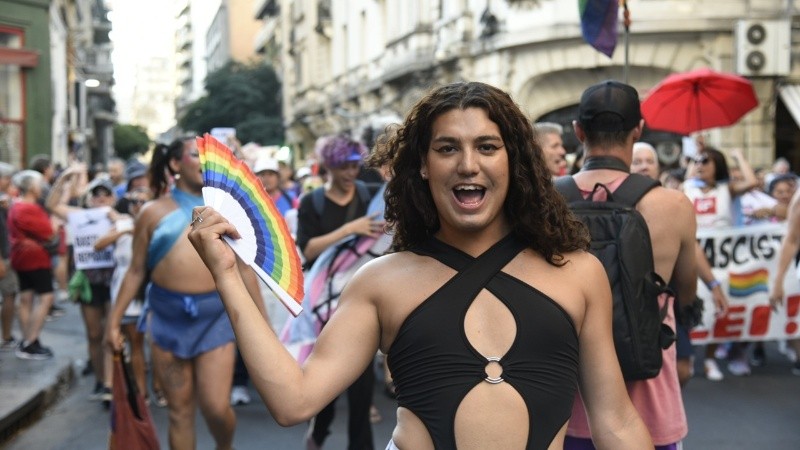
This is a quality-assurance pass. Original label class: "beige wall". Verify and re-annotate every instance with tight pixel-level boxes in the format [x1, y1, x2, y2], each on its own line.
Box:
[268, 0, 798, 165]
[228, 0, 262, 63]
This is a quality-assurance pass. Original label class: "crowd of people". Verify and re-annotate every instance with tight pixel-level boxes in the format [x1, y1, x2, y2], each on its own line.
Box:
[1, 79, 799, 449]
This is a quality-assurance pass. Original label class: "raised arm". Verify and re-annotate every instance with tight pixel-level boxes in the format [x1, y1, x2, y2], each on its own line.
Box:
[728, 148, 759, 196]
[238, 258, 271, 329]
[46, 165, 85, 220]
[771, 189, 800, 309]
[188, 207, 381, 425]
[574, 253, 653, 449]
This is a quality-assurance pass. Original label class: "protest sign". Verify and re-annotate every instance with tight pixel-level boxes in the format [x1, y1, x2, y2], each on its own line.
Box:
[68, 207, 114, 270]
[691, 222, 800, 344]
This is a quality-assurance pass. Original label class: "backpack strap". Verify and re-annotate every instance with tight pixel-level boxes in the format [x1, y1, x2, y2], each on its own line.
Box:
[554, 176, 583, 202]
[354, 179, 371, 205]
[610, 173, 660, 207]
[311, 186, 326, 217]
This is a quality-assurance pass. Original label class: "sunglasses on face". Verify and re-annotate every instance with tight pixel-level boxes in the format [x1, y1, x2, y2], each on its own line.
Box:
[694, 156, 710, 165]
[129, 198, 147, 205]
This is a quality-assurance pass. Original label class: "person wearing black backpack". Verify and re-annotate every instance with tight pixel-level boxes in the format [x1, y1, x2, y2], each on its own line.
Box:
[562, 80, 698, 450]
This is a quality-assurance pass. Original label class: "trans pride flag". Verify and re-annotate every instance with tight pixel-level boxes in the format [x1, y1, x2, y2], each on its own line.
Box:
[578, 0, 619, 57]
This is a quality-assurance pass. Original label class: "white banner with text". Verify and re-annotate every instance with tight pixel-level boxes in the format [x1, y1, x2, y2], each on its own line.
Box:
[690, 222, 800, 344]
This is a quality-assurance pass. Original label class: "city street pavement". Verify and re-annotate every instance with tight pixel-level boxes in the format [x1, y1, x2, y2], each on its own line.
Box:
[2, 296, 800, 449]
[0, 295, 396, 449]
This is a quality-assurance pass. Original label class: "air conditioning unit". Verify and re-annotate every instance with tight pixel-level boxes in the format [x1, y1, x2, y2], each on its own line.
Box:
[735, 19, 791, 77]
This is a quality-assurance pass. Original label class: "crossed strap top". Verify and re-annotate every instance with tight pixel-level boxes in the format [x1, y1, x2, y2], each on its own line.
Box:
[387, 234, 580, 450]
[147, 187, 203, 270]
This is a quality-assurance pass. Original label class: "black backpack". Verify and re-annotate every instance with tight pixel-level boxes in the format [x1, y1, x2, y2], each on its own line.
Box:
[310, 180, 371, 217]
[555, 168, 675, 381]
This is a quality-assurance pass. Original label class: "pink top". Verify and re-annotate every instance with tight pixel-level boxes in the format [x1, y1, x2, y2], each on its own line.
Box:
[570, 175, 688, 445]
[567, 293, 687, 444]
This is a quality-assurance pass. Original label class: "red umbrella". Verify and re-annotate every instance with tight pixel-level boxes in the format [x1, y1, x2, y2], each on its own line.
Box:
[641, 68, 758, 135]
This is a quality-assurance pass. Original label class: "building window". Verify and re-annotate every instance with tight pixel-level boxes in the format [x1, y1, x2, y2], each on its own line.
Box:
[0, 25, 25, 168]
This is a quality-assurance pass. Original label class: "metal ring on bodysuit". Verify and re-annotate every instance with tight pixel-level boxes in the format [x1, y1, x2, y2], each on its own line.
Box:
[484, 356, 504, 384]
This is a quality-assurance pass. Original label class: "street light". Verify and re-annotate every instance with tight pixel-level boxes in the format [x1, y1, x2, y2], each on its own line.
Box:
[84, 79, 100, 88]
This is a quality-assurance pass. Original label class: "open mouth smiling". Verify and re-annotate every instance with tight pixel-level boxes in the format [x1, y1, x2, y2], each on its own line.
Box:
[453, 184, 486, 205]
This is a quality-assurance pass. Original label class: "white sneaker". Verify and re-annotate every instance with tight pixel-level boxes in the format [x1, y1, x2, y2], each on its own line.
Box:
[704, 359, 724, 381]
[230, 386, 251, 406]
[55, 289, 69, 303]
[728, 359, 751, 376]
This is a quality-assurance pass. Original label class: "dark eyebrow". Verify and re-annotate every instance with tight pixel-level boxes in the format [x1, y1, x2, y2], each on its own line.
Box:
[431, 136, 459, 145]
[431, 135, 503, 145]
[475, 135, 503, 143]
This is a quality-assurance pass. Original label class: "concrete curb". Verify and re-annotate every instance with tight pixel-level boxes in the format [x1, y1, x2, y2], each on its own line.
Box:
[0, 302, 86, 443]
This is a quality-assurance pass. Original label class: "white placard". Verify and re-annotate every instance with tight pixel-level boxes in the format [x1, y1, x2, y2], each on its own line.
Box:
[68, 207, 114, 270]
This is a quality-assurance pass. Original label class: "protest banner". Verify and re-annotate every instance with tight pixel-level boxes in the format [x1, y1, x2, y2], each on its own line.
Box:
[68, 207, 114, 270]
[691, 222, 800, 344]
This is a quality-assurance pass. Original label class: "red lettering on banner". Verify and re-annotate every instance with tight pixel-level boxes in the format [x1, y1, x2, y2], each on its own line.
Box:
[712, 305, 746, 338]
[689, 329, 709, 340]
[786, 295, 800, 335]
[749, 305, 771, 336]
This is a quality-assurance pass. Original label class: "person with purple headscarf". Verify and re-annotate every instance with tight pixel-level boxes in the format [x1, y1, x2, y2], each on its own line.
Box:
[295, 134, 385, 450]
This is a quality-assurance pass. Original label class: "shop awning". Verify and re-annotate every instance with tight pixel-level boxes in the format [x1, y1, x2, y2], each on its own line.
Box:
[778, 84, 800, 128]
[0, 47, 39, 68]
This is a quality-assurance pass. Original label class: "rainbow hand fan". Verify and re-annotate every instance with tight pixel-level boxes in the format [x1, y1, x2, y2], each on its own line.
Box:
[197, 134, 304, 316]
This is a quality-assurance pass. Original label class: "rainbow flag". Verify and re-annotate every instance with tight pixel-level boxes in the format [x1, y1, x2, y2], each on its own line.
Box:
[728, 269, 769, 298]
[578, 0, 619, 57]
[197, 134, 305, 316]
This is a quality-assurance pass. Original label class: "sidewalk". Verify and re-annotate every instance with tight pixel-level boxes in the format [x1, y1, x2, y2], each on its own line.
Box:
[0, 300, 86, 441]
[0, 284, 291, 443]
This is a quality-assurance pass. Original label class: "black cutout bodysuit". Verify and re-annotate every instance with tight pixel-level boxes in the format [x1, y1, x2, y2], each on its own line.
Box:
[387, 234, 580, 449]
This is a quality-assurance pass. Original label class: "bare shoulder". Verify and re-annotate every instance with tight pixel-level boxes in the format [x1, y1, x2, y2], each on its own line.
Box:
[558, 249, 607, 283]
[348, 250, 434, 293]
[524, 249, 606, 297]
[638, 186, 695, 222]
[136, 196, 176, 229]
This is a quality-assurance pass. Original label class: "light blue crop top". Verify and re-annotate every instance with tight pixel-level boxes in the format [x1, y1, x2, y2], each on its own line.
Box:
[147, 187, 203, 270]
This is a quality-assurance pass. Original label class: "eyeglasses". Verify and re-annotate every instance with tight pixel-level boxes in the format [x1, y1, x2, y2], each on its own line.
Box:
[694, 156, 711, 165]
[128, 198, 147, 205]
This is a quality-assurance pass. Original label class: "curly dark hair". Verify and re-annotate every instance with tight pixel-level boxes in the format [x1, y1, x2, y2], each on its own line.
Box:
[367, 81, 589, 265]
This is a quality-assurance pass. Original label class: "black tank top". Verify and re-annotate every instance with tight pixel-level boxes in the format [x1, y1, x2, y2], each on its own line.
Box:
[387, 234, 580, 449]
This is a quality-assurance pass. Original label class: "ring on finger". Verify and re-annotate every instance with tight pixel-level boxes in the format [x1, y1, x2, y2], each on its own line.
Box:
[191, 210, 205, 226]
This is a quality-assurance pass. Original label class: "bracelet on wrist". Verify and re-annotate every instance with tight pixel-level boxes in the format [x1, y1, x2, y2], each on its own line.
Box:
[706, 279, 721, 290]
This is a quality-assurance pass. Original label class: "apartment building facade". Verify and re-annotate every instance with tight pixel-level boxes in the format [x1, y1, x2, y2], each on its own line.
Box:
[257, 0, 800, 169]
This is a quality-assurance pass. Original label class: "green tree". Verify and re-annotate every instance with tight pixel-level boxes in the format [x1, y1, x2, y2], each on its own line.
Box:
[179, 62, 283, 145]
[113, 124, 150, 160]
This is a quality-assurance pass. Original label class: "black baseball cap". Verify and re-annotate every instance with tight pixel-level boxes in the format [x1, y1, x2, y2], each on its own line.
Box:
[578, 80, 642, 132]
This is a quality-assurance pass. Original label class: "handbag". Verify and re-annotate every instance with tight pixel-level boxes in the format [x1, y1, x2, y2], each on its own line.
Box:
[108, 352, 160, 450]
[42, 235, 61, 255]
